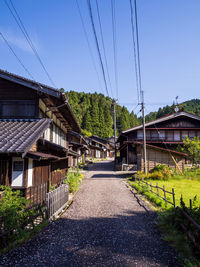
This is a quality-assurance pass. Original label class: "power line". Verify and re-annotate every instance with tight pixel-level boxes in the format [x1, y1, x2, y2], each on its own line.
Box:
[95, 0, 114, 98]
[4, 0, 56, 88]
[75, 0, 102, 91]
[133, 0, 143, 100]
[111, 0, 119, 100]
[0, 32, 35, 80]
[87, 0, 110, 97]
[129, 0, 140, 104]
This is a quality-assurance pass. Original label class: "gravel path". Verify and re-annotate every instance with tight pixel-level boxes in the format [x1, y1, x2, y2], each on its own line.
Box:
[0, 161, 179, 267]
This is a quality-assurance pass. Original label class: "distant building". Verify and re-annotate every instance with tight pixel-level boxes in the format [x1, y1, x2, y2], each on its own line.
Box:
[117, 111, 199, 171]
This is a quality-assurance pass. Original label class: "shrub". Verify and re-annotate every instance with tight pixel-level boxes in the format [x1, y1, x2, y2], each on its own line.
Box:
[136, 164, 172, 180]
[63, 168, 83, 193]
[0, 186, 35, 249]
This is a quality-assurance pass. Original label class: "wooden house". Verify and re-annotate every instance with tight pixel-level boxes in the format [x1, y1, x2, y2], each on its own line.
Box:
[0, 69, 81, 203]
[85, 136, 108, 159]
[67, 131, 88, 167]
[89, 135, 115, 158]
[117, 111, 200, 171]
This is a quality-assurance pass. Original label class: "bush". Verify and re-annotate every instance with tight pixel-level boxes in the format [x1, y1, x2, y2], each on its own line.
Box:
[136, 164, 172, 180]
[63, 168, 83, 193]
[0, 186, 35, 249]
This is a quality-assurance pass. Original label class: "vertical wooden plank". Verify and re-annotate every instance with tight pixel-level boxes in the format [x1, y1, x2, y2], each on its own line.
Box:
[156, 183, 159, 196]
[163, 185, 167, 207]
[172, 188, 175, 208]
[150, 182, 153, 193]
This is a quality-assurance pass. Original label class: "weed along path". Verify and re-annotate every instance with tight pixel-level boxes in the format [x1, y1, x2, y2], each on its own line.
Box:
[0, 161, 179, 267]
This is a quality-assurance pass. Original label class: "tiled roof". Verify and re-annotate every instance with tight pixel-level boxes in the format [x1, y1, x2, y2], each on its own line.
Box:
[0, 119, 51, 155]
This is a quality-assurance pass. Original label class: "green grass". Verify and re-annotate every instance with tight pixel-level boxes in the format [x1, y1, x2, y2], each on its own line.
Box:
[148, 178, 200, 208]
[127, 179, 200, 266]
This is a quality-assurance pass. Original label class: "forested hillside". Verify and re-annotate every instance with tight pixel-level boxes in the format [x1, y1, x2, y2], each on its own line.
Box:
[65, 91, 139, 138]
[144, 99, 200, 123]
[65, 90, 200, 138]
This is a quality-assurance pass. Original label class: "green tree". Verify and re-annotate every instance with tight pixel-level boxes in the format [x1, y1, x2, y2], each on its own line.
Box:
[183, 136, 200, 165]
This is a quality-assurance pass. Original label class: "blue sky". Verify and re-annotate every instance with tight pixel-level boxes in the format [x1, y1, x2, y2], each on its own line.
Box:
[0, 0, 200, 115]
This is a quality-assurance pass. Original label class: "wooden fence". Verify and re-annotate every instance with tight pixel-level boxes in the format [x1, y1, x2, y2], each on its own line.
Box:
[26, 182, 48, 206]
[134, 177, 175, 207]
[46, 184, 69, 220]
[177, 207, 200, 251]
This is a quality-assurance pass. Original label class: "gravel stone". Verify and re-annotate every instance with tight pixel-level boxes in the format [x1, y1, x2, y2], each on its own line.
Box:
[0, 161, 179, 267]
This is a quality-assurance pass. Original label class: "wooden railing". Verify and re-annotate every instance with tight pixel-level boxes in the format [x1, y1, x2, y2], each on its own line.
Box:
[177, 207, 200, 251]
[134, 177, 175, 207]
[46, 184, 69, 220]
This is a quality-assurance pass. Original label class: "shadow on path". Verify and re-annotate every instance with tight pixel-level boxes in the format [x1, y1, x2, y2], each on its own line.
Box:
[1, 210, 179, 267]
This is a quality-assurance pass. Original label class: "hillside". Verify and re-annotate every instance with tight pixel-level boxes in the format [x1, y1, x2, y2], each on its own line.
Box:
[64, 91, 200, 137]
[65, 91, 139, 138]
[144, 99, 200, 123]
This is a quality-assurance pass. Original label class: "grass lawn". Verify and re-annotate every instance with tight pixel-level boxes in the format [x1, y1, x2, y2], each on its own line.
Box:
[148, 178, 200, 208]
[129, 168, 200, 208]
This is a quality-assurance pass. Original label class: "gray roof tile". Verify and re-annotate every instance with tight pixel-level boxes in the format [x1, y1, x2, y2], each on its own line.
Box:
[0, 119, 51, 154]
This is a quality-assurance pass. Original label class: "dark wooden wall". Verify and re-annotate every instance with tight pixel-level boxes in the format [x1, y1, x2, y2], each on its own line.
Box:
[51, 159, 68, 185]
[0, 79, 39, 118]
[0, 160, 8, 185]
[33, 160, 50, 186]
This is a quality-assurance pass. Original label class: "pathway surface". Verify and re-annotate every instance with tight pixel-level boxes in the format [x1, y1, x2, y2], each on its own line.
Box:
[0, 161, 179, 267]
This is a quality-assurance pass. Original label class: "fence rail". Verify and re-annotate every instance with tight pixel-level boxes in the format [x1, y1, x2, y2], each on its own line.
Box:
[46, 184, 69, 220]
[134, 177, 175, 207]
[177, 207, 200, 251]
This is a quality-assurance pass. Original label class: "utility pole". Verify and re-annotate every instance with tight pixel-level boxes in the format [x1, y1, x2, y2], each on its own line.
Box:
[113, 100, 117, 164]
[141, 91, 147, 175]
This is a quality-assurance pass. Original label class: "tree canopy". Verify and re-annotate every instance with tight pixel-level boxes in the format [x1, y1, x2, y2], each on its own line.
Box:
[65, 91, 139, 138]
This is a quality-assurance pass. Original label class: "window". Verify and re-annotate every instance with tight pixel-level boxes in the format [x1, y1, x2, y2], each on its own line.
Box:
[167, 131, 173, 141]
[182, 131, 188, 140]
[158, 131, 165, 140]
[0, 100, 35, 118]
[146, 131, 151, 140]
[13, 161, 23, 171]
[137, 130, 143, 139]
[188, 131, 195, 139]
[174, 131, 180, 141]
[151, 131, 158, 140]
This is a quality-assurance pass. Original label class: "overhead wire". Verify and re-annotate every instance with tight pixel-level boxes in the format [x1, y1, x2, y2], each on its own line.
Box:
[87, 0, 110, 97]
[95, 0, 114, 98]
[75, 0, 102, 91]
[133, 0, 143, 100]
[129, 0, 140, 104]
[4, 0, 56, 88]
[111, 0, 118, 100]
[0, 32, 35, 80]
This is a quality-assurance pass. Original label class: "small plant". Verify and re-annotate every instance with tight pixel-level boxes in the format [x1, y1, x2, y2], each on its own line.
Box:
[63, 168, 83, 193]
[0, 186, 35, 250]
[49, 184, 57, 192]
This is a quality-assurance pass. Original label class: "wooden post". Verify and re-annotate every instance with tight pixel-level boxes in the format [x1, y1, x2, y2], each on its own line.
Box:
[156, 182, 159, 196]
[190, 199, 192, 209]
[172, 188, 175, 208]
[163, 185, 167, 207]
[150, 181, 153, 193]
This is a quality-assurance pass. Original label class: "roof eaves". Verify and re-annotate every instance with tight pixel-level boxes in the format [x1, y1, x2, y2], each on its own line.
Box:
[0, 69, 61, 98]
[122, 111, 200, 134]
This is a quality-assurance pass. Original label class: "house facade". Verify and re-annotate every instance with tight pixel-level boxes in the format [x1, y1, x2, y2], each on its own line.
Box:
[117, 112, 199, 171]
[85, 136, 108, 159]
[67, 131, 88, 167]
[0, 70, 81, 203]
